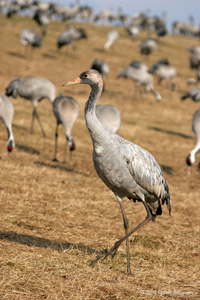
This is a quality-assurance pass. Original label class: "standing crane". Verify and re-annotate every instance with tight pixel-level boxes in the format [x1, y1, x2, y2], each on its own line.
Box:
[104, 29, 119, 51]
[20, 28, 42, 53]
[57, 26, 87, 51]
[52, 93, 79, 162]
[0, 92, 15, 155]
[186, 109, 200, 174]
[62, 69, 171, 273]
[5, 77, 55, 137]
[149, 59, 176, 91]
[140, 38, 157, 57]
[117, 65, 162, 101]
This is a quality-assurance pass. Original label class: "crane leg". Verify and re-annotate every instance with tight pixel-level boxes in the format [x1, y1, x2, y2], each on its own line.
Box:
[115, 195, 131, 273]
[70, 149, 73, 161]
[63, 140, 67, 163]
[171, 80, 176, 91]
[158, 77, 163, 85]
[34, 108, 46, 137]
[30, 108, 36, 134]
[103, 199, 152, 272]
[53, 123, 59, 162]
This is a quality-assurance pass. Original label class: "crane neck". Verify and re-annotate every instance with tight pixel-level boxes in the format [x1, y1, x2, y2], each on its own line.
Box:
[84, 81, 104, 138]
[190, 144, 200, 162]
[6, 125, 14, 147]
[85, 83, 103, 114]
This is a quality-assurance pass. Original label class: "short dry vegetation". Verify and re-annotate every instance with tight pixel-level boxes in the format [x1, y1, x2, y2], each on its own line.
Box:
[0, 13, 199, 300]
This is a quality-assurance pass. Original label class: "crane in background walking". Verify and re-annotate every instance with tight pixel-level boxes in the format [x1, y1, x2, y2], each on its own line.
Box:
[5, 77, 55, 137]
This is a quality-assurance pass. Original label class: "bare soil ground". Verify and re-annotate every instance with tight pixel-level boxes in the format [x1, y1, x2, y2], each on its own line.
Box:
[0, 14, 199, 300]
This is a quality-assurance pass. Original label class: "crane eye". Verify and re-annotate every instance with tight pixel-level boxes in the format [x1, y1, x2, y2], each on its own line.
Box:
[83, 74, 87, 78]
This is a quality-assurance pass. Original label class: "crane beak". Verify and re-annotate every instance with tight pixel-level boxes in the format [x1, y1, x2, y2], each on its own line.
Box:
[61, 77, 81, 86]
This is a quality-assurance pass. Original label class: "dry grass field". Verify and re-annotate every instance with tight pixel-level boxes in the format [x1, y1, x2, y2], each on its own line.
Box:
[0, 13, 199, 300]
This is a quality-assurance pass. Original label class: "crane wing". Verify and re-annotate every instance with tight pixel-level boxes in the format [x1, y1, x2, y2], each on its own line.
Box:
[123, 143, 166, 199]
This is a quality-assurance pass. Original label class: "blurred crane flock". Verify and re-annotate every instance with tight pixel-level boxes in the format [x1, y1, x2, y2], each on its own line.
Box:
[0, 1, 199, 299]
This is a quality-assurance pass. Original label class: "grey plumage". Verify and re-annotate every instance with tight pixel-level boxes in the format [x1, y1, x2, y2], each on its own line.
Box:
[129, 60, 147, 71]
[5, 77, 55, 137]
[156, 25, 168, 38]
[140, 38, 157, 56]
[188, 46, 200, 54]
[0, 92, 15, 154]
[7, 2, 20, 18]
[63, 69, 171, 273]
[91, 59, 109, 80]
[57, 2, 80, 21]
[117, 65, 162, 101]
[148, 58, 170, 73]
[20, 28, 42, 48]
[96, 105, 121, 133]
[173, 21, 200, 36]
[181, 87, 200, 102]
[79, 5, 94, 21]
[125, 24, 139, 39]
[186, 109, 200, 173]
[190, 53, 200, 69]
[33, 9, 49, 35]
[94, 8, 114, 23]
[188, 47, 200, 69]
[149, 59, 176, 91]
[52, 93, 79, 162]
[57, 26, 87, 49]
[104, 29, 119, 51]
